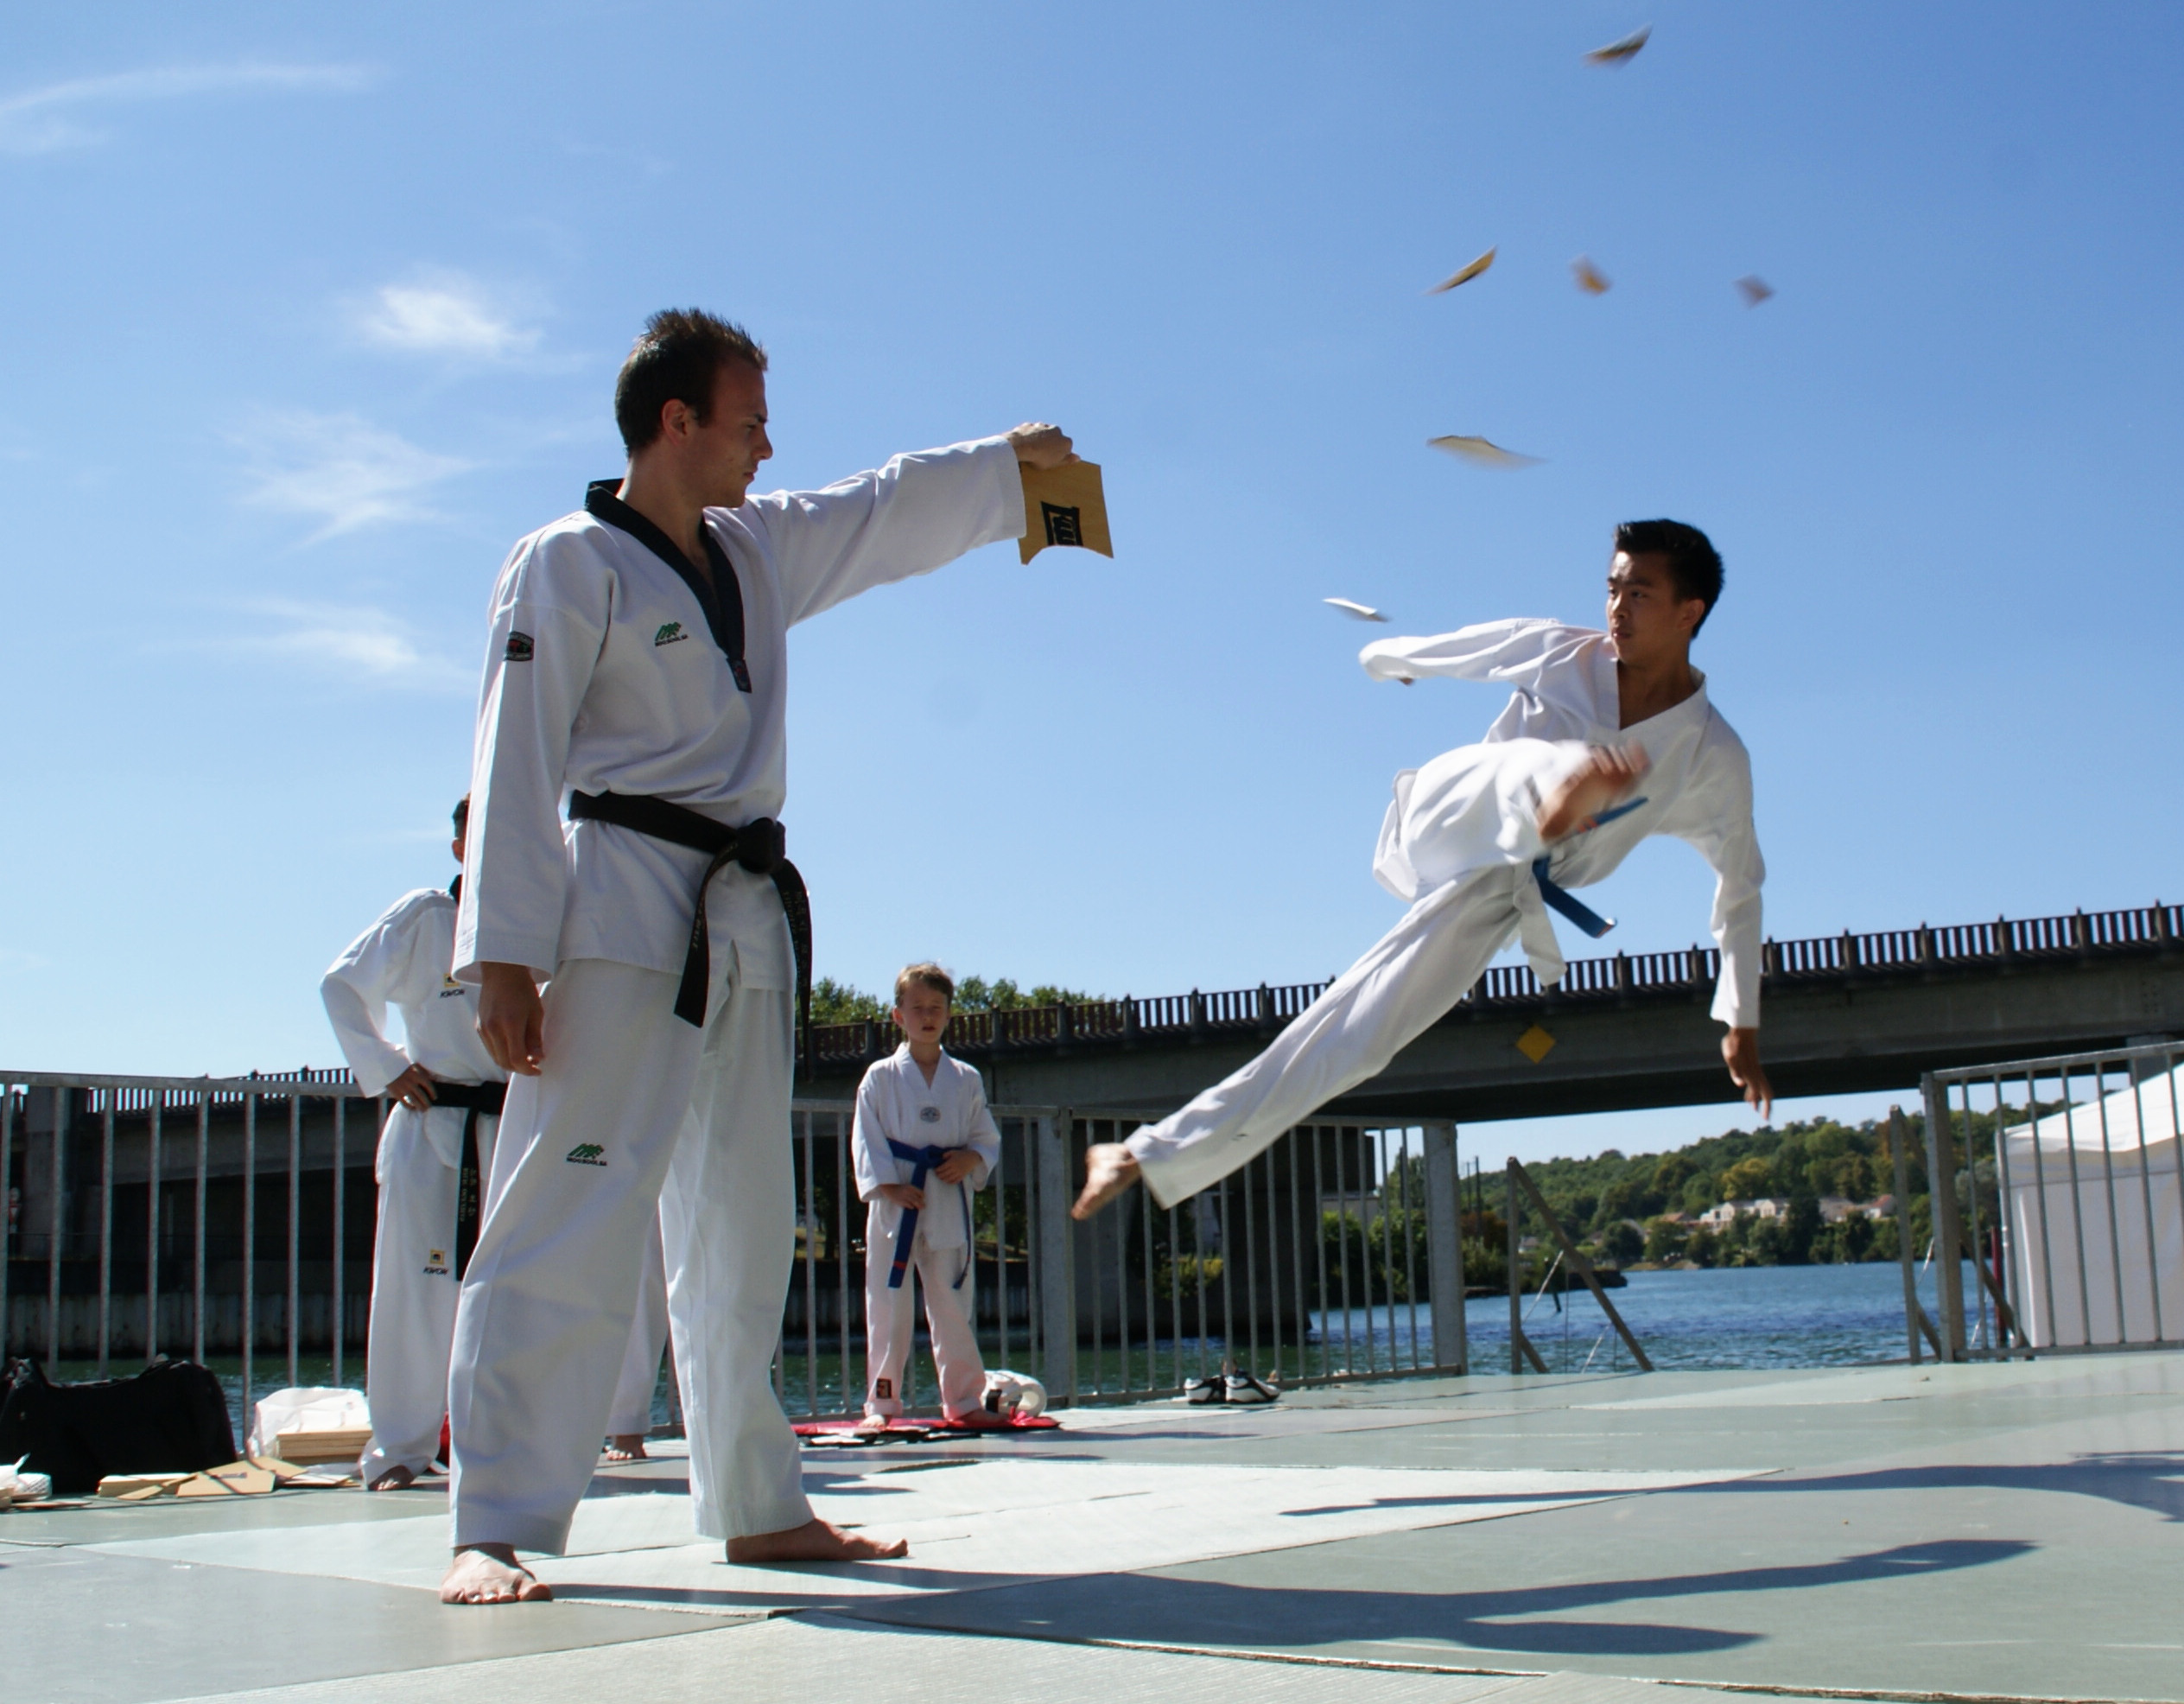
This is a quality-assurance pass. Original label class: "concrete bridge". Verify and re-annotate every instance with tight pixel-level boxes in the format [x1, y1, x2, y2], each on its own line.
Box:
[801, 900, 2184, 1122]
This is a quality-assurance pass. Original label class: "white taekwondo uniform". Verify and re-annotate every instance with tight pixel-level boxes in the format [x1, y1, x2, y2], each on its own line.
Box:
[852, 1046, 1002, 1421]
[321, 881, 505, 1483]
[606, 1216, 670, 1440]
[1127, 618, 1764, 1206]
[450, 436, 1025, 1553]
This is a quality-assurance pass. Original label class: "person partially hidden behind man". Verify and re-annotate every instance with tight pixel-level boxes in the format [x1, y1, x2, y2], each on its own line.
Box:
[321, 796, 509, 1494]
[442, 308, 1077, 1603]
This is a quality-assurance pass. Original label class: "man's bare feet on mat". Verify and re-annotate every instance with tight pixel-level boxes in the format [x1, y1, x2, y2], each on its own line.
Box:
[603, 1434, 649, 1462]
[951, 1408, 1011, 1429]
[1537, 744, 1649, 842]
[1072, 1142, 1140, 1219]
[727, 1516, 908, 1563]
[854, 1413, 895, 1434]
[367, 1464, 416, 1491]
[441, 1543, 551, 1604]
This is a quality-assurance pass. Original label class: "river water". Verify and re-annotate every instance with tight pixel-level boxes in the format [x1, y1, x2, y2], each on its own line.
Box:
[1313, 1259, 1973, 1377]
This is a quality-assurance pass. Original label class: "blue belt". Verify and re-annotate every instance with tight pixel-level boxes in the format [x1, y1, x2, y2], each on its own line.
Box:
[885, 1137, 972, 1290]
[1530, 796, 1647, 939]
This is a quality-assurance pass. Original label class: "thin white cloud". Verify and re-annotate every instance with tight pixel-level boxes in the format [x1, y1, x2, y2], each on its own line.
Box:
[353, 271, 541, 359]
[219, 600, 474, 693]
[0, 62, 373, 155]
[237, 410, 470, 540]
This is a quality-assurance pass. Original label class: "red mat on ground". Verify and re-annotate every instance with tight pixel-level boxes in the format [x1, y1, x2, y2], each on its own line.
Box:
[791, 1414, 1060, 1440]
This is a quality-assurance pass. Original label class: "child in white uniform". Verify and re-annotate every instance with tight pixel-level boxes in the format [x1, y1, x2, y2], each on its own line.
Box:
[852, 964, 1004, 1427]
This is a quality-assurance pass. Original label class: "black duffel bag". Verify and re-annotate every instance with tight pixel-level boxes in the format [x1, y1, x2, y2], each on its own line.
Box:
[0, 1357, 237, 1493]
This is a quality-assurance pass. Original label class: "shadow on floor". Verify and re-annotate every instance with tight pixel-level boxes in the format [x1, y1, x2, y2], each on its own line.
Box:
[1683, 1453, 2184, 1523]
[1280, 1453, 2184, 1525]
[848, 1538, 2030, 1659]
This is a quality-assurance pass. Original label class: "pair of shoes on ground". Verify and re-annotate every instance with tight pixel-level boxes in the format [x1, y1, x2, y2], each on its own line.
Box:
[1183, 1370, 1279, 1406]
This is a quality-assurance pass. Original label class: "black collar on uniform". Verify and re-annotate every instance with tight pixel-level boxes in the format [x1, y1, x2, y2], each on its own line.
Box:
[585, 480, 752, 693]
[448, 874, 462, 903]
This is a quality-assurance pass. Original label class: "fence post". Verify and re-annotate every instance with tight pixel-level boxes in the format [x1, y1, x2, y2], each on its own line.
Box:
[1423, 1122, 1466, 1373]
[1036, 1110, 1077, 1405]
[1921, 1072, 1969, 1360]
[1887, 1106, 1937, 1363]
[1507, 1162, 1522, 1375]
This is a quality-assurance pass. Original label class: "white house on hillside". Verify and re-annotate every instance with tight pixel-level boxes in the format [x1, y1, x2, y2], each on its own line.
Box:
[1697, 1198, 1787, 1230]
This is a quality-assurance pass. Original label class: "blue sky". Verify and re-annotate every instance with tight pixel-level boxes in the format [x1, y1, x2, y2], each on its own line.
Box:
[3, 3, 2180, 1165]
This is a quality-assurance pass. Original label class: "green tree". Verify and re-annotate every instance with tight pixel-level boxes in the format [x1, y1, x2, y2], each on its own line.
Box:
[811, 976, 887, 1024]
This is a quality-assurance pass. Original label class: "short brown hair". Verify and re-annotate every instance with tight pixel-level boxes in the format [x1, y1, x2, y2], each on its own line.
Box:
[894, 963, 955, 1004]
[613, 308, 767, 454]
[1615, 518, 1724, 633]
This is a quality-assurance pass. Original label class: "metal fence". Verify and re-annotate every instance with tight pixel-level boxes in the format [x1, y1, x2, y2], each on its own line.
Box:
[2, 1071, 378, 1416]
[1919, 1040, 2184, 1361]
[3, 1071, 1481, 1427]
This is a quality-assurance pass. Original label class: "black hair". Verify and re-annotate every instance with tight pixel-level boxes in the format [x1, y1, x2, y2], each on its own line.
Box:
[453, 795, 470, 838]
[613, 308, 768, 454]
[1614, 519, 1724, 633]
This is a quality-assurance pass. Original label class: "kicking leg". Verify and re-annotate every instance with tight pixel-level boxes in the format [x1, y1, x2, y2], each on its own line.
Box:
[1094, 868, 1525, 1211]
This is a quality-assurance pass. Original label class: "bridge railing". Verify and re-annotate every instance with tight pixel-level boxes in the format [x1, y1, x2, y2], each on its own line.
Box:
[811, 900, 2181, 1064]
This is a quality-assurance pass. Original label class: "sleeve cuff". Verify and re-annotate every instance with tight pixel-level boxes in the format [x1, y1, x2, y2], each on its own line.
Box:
[454, 930, 559, 983]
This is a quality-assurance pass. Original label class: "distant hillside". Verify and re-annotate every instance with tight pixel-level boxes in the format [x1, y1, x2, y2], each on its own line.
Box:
[1484, 1105, 2007, 1270]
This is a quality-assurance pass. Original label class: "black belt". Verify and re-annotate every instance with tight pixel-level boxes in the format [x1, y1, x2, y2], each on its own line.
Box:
[429, 1080, 508, 1114]
[422, 1081, 505, 1278]
[566, 790, 812, 1053]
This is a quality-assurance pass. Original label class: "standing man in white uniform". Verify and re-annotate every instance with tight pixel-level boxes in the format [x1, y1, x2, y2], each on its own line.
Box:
[852, 965, 1004, 1429]
[444, 308, 1076, 1604]
[1075, 522, 1774, 1218]
[321, 797, 506, 1491]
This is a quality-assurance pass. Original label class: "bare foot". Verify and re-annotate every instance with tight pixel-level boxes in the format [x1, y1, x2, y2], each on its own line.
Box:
[854, 1413, 895, 1434]
[440, 1543, 552, 1604]
[1072, 1142, 1140, 1219]
[949, 1408, 1011, 1430]
[603, 1434, 650, 1462]
[367, 1464, 416, 1491]
[1536, 743, 1649, 842]
[727, 1516, 908, 1564]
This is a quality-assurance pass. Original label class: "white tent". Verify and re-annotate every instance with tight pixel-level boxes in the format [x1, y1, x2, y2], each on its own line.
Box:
[2001, 1063, 2184, 1349]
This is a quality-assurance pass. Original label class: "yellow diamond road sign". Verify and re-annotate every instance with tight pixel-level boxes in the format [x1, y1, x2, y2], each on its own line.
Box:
[1516, 1025, 1556, 1064]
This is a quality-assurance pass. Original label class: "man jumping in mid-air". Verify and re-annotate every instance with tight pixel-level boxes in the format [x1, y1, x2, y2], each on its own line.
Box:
[1074, 519, 1772, 1218]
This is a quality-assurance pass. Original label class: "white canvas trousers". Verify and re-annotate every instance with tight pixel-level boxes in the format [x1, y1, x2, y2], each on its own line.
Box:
[1128, 864, 1527, 1206]
[606, 1218, 670, 1439]
[448, 957, 807, 1553]
[359, 1104, 498, 1482]
[862, 1211, 984, 1420]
